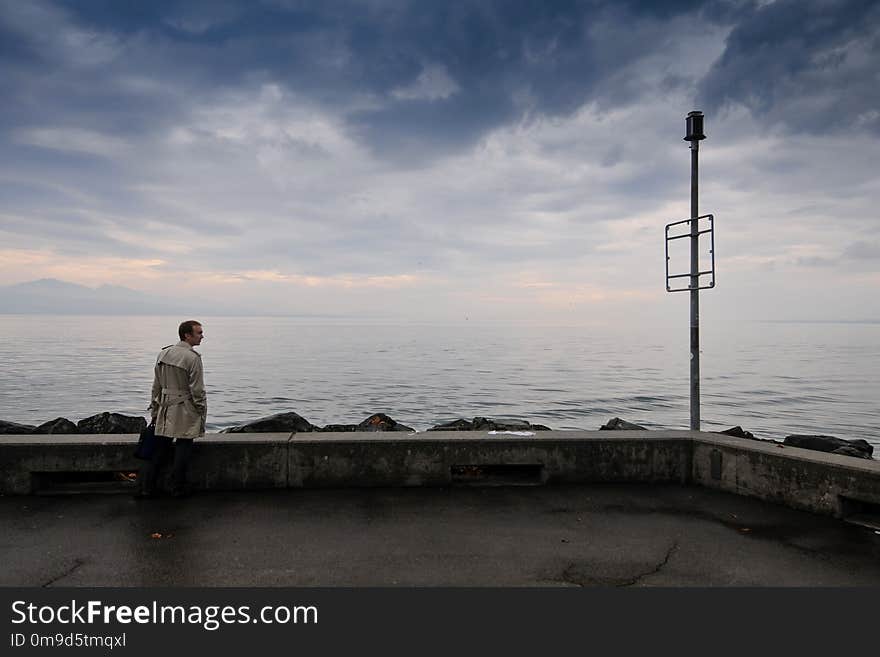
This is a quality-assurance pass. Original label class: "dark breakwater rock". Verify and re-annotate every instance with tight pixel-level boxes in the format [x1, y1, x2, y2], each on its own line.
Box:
[427, 417, 551, 431]
[223, 411, 316, 433]
[599, 417, 647, 430]
[315, 413, 415, 432]
[319, 423, 359, 432]
[33, 417, 78, 434]
[717, 426, 755, 440]
[77, 412, 146, 434]
[427, 418, 475, 431]
[0, 420, 36, 434]
[784, 434, 873, 460]
[3, 414, 142, 435]
[223, 412, 413, 433]
[337, 413, 414, 433]
[715, 425, 781, 445]
[472, 417, 550, 431]
[831, 445, 872, 458]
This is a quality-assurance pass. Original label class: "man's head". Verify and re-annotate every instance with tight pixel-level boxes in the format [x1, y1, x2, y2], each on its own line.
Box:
[178, 320, 204, 346]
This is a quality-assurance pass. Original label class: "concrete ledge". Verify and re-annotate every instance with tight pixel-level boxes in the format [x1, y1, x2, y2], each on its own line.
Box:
[693, 433, 880, 516]
[191, 433, 290, 491]
[0, 433, 292, 494]
[289, 431, 692, 487]
[1, 431, 878, 521]
[0, 434, 141, 495]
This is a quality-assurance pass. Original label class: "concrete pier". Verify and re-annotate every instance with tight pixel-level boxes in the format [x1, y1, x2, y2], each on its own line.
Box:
[2, 430, 880, 586]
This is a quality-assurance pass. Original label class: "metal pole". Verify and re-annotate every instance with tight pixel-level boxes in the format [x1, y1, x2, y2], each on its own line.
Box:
[689, 138, 700, 430]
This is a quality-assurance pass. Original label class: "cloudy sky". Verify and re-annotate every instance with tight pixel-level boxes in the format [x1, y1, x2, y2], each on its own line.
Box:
[1, 0, 878, 323]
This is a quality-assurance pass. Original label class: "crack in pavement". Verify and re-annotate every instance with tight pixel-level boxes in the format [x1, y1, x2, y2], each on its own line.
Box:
[42, 558, 85, 588]
[618, 541, 679, 587]
[550, 542, 678, 588]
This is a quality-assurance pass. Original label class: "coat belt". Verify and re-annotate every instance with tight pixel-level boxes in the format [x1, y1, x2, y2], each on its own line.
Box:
[159, 388, 189, 405]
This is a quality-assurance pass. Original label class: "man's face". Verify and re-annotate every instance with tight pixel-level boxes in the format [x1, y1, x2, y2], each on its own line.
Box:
[185, 324, 204, 346]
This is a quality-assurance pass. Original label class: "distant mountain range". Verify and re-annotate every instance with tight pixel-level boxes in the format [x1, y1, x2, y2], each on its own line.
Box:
[0, 278, 343, 318]
[0, 279, 198, 315]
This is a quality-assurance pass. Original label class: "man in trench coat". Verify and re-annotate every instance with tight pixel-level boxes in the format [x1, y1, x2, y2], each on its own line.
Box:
[137, 320, 207, 498]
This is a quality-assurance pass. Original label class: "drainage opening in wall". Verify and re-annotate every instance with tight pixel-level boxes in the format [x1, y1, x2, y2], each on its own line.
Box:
[839, 496, 880, 531]
[32, 471, 138, 494]
[451, 464, 544, 486]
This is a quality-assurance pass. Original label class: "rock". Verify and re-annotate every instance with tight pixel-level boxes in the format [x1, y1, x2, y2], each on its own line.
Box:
[76, 412, 147, 434]
[317, 414, 414, 433]
[831, 445, 871, 459]
[716, 425, 780, 444]
[319, 424, 359, 432]
[32, 417, 78, 434]
[599, 417, 647, 430]
[356, 413, 414, 432]
[783, 434, 873, 459]
[474, 417, 551, 431]
[0, 419, 35, 434]
[717, 426, 755, 440]
[473, 416, 532, 431]
[429, 417, 551, 432]
[427, 418, 474, 431]
[224, 411, 316, 433]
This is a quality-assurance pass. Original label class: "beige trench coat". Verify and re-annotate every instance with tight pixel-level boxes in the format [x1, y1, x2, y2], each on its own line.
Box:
[149, 341, 207, 439]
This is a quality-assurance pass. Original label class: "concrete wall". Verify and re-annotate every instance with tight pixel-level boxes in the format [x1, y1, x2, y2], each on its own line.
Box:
[2, 430, 879, 520]
[0, 435, 138, 495]
[190, 433, 289, 491]
[0, 433, 289, 495]
[288, 431, 692, 488]
[692, 433, 880, 517]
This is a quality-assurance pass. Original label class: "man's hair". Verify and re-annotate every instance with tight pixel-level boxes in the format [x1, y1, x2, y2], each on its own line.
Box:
[178, 320, 202, 340]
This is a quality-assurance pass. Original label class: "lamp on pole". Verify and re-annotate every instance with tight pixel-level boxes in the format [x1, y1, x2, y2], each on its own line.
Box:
[684, 111, 706, 430]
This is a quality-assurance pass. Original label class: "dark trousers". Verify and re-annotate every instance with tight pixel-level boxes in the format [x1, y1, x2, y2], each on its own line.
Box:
[139, 436, 194, 494]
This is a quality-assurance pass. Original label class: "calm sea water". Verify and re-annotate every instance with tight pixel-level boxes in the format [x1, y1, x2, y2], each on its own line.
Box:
[0, 315, 877, 449]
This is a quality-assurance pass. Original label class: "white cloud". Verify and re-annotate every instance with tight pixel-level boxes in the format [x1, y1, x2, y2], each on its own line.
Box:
[391, 64, 460, 101]
[14, 127, 129, 158]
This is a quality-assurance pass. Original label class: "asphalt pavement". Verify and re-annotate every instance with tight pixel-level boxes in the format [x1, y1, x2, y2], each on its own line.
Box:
[2, 483, 879, 586]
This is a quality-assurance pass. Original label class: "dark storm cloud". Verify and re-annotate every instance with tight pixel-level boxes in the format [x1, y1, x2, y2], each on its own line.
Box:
[0, 0, 755, 160]
[699, 0, 880, 134]
[5, 0, 875, 161]
[335, 0, 750, 157]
